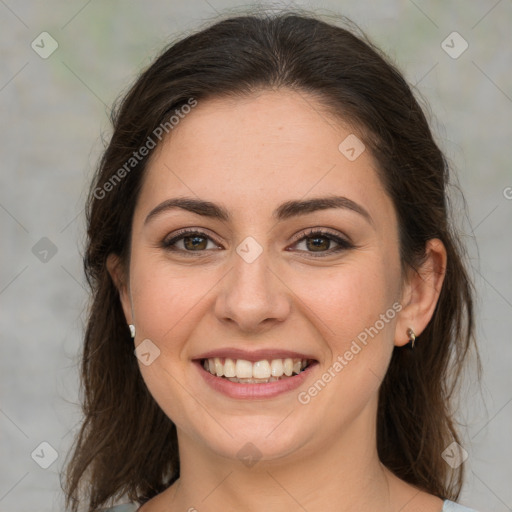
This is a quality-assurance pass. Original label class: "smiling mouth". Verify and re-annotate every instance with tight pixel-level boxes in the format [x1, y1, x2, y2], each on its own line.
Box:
[200, 357, 316, 384]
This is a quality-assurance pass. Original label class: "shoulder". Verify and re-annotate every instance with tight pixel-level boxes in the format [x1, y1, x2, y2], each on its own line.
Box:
[101, 499, 480, 512]
[443, 500, 480, 512]
[101, 504, 139, 512]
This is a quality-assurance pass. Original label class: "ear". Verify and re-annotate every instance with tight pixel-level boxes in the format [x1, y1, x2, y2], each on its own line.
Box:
[394, 238, 447, 347]
[106, 253, 133, 325]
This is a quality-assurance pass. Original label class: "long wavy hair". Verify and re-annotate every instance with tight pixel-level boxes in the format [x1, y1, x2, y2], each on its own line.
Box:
[62, 7, 480, 511]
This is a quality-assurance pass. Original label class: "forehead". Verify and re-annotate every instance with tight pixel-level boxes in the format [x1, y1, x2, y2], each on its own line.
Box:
[137, 89, 394, 227]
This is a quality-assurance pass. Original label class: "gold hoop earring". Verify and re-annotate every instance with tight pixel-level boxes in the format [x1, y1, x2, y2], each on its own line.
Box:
[407, 328, 416, 349]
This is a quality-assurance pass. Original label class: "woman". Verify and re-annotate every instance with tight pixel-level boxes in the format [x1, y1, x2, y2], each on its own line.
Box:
[63, 8, 481, 512]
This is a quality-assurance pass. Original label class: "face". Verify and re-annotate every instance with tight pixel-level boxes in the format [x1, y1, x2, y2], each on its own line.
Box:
[112, 89, 408, 463]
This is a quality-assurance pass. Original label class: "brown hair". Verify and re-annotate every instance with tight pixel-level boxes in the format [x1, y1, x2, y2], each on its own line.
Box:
[62, 7, 480, 510]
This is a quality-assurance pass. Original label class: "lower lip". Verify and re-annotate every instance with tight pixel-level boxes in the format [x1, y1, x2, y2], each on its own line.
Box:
[193, 360, 318, 399]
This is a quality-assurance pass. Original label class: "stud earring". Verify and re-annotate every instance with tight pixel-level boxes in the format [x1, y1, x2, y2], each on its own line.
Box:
[129, 324, 136, 338]
[406, 327, 416, 349]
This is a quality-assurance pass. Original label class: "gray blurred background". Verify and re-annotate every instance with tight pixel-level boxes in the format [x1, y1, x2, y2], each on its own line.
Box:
[1, 1, 511, 511]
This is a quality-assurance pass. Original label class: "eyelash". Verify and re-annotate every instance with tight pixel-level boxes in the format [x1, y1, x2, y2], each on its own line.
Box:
[161, 227, 354, 258]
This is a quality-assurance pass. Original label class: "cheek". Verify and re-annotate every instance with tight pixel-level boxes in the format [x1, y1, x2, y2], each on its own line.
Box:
[300, 255, 399, 404]
[129, 254, 210, 343]
[304, 258, 398, 344]
[128, 257, 213, 427]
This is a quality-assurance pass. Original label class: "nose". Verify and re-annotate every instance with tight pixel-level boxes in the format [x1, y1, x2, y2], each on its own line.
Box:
[214, 245, 291, 334]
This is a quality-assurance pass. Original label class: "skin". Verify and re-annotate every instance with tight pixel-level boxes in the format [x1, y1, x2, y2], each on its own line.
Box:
[108, 89, 447, 512]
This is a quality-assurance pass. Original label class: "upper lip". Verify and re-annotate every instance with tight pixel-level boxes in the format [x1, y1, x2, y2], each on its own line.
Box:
[193, 348, 318, 363]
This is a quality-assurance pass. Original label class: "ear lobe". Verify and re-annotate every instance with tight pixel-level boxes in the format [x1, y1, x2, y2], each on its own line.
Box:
[106, 253, 132, 324]
[394, 238, 447, 347]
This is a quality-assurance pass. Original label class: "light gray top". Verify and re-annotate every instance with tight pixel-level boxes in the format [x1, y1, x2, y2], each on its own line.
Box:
[442, 501, 479, 512]
[102, 499, 479, 511]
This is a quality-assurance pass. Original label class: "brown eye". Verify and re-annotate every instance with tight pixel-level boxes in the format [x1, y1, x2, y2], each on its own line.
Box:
[162, 229, 221, 253]
[291, 229, 353, 257]
[162, 228, 353, 258]
[181, 234, 208, 250]
[304, 235, 330, 251]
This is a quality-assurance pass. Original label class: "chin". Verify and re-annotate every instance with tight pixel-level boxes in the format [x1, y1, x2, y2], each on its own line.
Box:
[187, 414, 315, 464]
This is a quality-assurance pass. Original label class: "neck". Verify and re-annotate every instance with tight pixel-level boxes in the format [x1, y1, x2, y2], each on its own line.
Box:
[165, 398, 404, 512]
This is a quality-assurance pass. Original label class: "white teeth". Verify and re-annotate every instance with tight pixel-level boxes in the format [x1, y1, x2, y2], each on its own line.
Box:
[235, 359, 253, 379]
[270, 359, 284, 377]
[214, 357, 224, 377]
[203, 357, 311, 381]
[223, 357, 236, 378]
[283, 358, 293, 376]
[227, 376, 288, 383]
[253, 360, 271, 379]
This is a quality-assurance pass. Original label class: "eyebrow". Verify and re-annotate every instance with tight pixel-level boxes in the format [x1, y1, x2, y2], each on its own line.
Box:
[144, 195, 373, 226]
